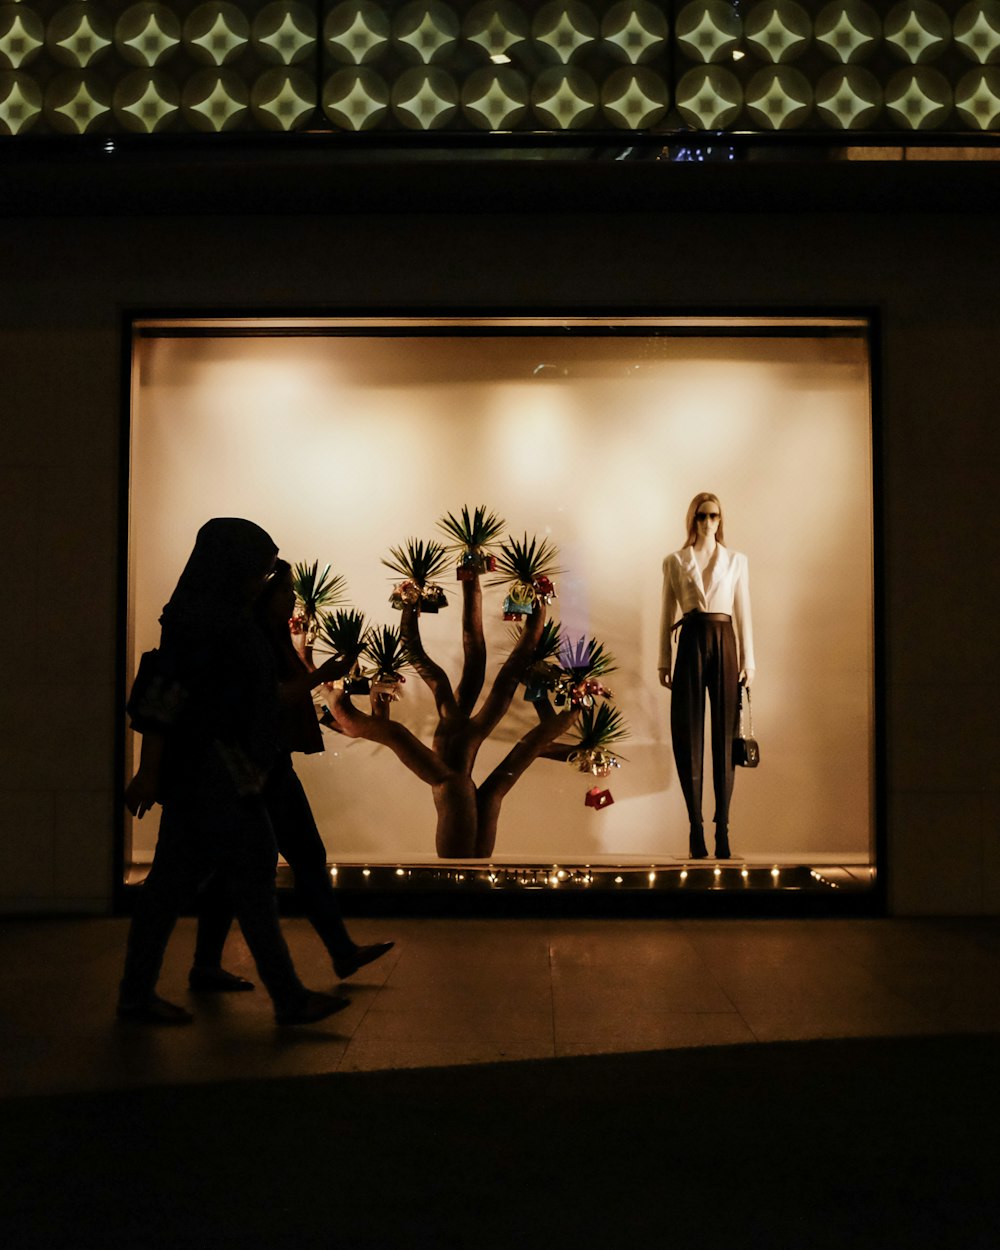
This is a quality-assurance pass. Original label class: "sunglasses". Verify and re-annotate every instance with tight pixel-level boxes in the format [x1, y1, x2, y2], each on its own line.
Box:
[695, 511, 720, 522]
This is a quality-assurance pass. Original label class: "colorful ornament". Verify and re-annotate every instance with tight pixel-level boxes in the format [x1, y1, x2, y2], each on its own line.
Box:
[585, 787, 614, 809]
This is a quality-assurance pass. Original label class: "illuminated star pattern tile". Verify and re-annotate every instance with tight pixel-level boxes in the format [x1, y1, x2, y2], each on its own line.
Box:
[186, 73, 247, 128]
[253, 68, 314, 127]
[744, 4, 811, 65]
[601, 66, 670, 127]
[533, 3, 598, 65]
[0, 9, 45, 70]
[323, 67, 389, 128]
[392, 67, 458, 127]
[461, 68, 528, 129]
[885, 66, 952, 126]
[532, 67, 598, 126]
[814, 66, 881, 127]
[884, 4, 951, 65]
[326, 4, 390, 64]
[602, 2, 669, 65]
[255, 8, 315, 66]
[50, 9, 113, 69]
[186, 8, 249, 67]
[464, 5, 529, 60]
[675, 2, 740, 65]
[814, 3, 880, 65]
[745, 65, 812, 126]
[953, 4, 1000, 65]
[955, 66, 1000, 126]
[117, 8, 182, 69]
[0, 72, 42, 133]
[675, 64, 742, 127]
[50, 78, 111, 132]
[395, 4, 458, 64]
[116, 73, 179, 132]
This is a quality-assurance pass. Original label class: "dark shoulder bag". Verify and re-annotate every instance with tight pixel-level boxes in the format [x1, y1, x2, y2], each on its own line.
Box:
[733, 681, 760, 768]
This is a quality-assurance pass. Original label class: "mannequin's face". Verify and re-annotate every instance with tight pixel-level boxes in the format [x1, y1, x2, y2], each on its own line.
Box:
[694, 501, 721, 542]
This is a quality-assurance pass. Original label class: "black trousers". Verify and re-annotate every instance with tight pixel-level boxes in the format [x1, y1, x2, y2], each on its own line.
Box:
[670, 614, 740, 833]
[120, 795, 305, 1011]
[195, 756, 354, 969]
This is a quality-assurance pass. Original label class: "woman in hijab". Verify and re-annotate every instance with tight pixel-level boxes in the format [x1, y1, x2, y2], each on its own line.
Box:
[119, 519, 347, 1026]
[189, 559, 393, 991]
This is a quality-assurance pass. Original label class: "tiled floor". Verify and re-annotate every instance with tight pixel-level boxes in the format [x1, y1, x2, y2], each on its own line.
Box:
[3, 914, 1000, 1098]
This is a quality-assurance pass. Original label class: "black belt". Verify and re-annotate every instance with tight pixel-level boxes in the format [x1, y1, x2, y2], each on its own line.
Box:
[671, 611, 732, 636]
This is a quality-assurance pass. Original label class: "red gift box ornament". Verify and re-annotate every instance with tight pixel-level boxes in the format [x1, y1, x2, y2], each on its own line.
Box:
[585, 787, 614, 809]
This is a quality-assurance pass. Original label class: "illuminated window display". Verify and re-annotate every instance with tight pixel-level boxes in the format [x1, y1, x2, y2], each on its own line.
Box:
[126, 316, 875, 889]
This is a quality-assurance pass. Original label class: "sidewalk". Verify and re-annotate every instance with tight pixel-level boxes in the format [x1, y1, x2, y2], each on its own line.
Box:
[3, 914, 999, 1097]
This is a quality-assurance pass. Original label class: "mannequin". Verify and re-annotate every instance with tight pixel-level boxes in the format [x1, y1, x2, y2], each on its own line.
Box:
[658, 493, 754, 859]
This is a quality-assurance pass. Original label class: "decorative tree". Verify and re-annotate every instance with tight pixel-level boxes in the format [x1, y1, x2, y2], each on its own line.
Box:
[314, 506, 627, 858]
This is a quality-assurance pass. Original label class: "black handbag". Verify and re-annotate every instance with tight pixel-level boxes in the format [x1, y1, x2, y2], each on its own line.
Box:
[733, 681, 760, 768]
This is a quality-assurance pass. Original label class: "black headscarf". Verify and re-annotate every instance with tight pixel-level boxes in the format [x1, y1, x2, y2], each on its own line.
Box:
[162, 518, 277, 631]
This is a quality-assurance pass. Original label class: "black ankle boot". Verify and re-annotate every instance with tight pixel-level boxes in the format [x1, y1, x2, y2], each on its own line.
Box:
[715, 827, 731, 859]
[689, 826, 708, 859]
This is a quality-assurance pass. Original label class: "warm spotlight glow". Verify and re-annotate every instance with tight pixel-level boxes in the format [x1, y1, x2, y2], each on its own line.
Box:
[771, 868, 780, 878]
[395, 867, 405, 876]
[614, 875, 623, 885]
[362, 868, 371, 877]
[680, 870, 688, 881]
[330, 866, 338, 878]
[741, 868, 749, 878]
[648, 871, 656, 883]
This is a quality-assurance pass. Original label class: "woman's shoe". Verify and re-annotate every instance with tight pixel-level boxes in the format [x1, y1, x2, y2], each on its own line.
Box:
[333, 941, 395, 980]
[117, 994, 194, 1025]
[688, 827, 709, 859]
[715, 828, 731, 859]
[275, 991, 350, 1026]
[188, 965, 255, 993]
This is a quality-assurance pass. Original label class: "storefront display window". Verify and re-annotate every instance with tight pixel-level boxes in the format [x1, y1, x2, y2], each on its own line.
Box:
[126, 315, 877, 896]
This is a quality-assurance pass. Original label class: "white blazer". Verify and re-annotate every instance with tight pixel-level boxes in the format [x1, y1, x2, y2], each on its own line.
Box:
[659, 544, 755, 673]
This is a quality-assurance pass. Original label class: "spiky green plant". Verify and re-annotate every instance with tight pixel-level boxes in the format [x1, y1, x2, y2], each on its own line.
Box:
[574, 702, 630, 753]
[487, 533, 562, 587]
[364, 625, 410, 677]
[292, 561, 347, 620]
[382, 538, 450, 587]
[316, 608, 369, 659]
[529, 619, 563, 665]
[438, 505, 506, 553]
[560, 636, 617, 679]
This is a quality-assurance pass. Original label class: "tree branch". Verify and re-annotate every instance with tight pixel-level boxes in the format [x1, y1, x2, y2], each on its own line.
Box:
[399, 603, 457, 718]
[320, 689, 452, 785]
[470, 605, 546, 741]
[455, 577, 486, 715]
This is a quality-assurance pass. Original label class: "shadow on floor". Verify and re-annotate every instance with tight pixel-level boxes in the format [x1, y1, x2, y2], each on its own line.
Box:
[2, 1033, 998, 1249]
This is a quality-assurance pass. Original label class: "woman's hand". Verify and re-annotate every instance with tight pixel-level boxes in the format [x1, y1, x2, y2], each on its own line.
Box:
[740, 667, 755, 689]
[658, 667, 672, 690]
[125, 769, 158, 819]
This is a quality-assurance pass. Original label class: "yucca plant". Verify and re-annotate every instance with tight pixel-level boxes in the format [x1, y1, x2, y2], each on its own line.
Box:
[529, 618, 563, 665]
[382, 538, 450, 588]
[315, 608, 369, 660]
[438, 505, 506, 554]
[560, 635, 617, 680]
[292, 561, 347, 623]
[574, 702, 630, 753]
[364, 625, 410, 678]
[487, 533, 562, 587]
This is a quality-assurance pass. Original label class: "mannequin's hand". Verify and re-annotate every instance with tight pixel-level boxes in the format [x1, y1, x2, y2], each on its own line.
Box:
[658, 667, 672, 690]
[740, 668, 755, 689]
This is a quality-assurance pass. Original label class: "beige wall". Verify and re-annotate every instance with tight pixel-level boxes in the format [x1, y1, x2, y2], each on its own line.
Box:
[0, 206, 997, 913]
